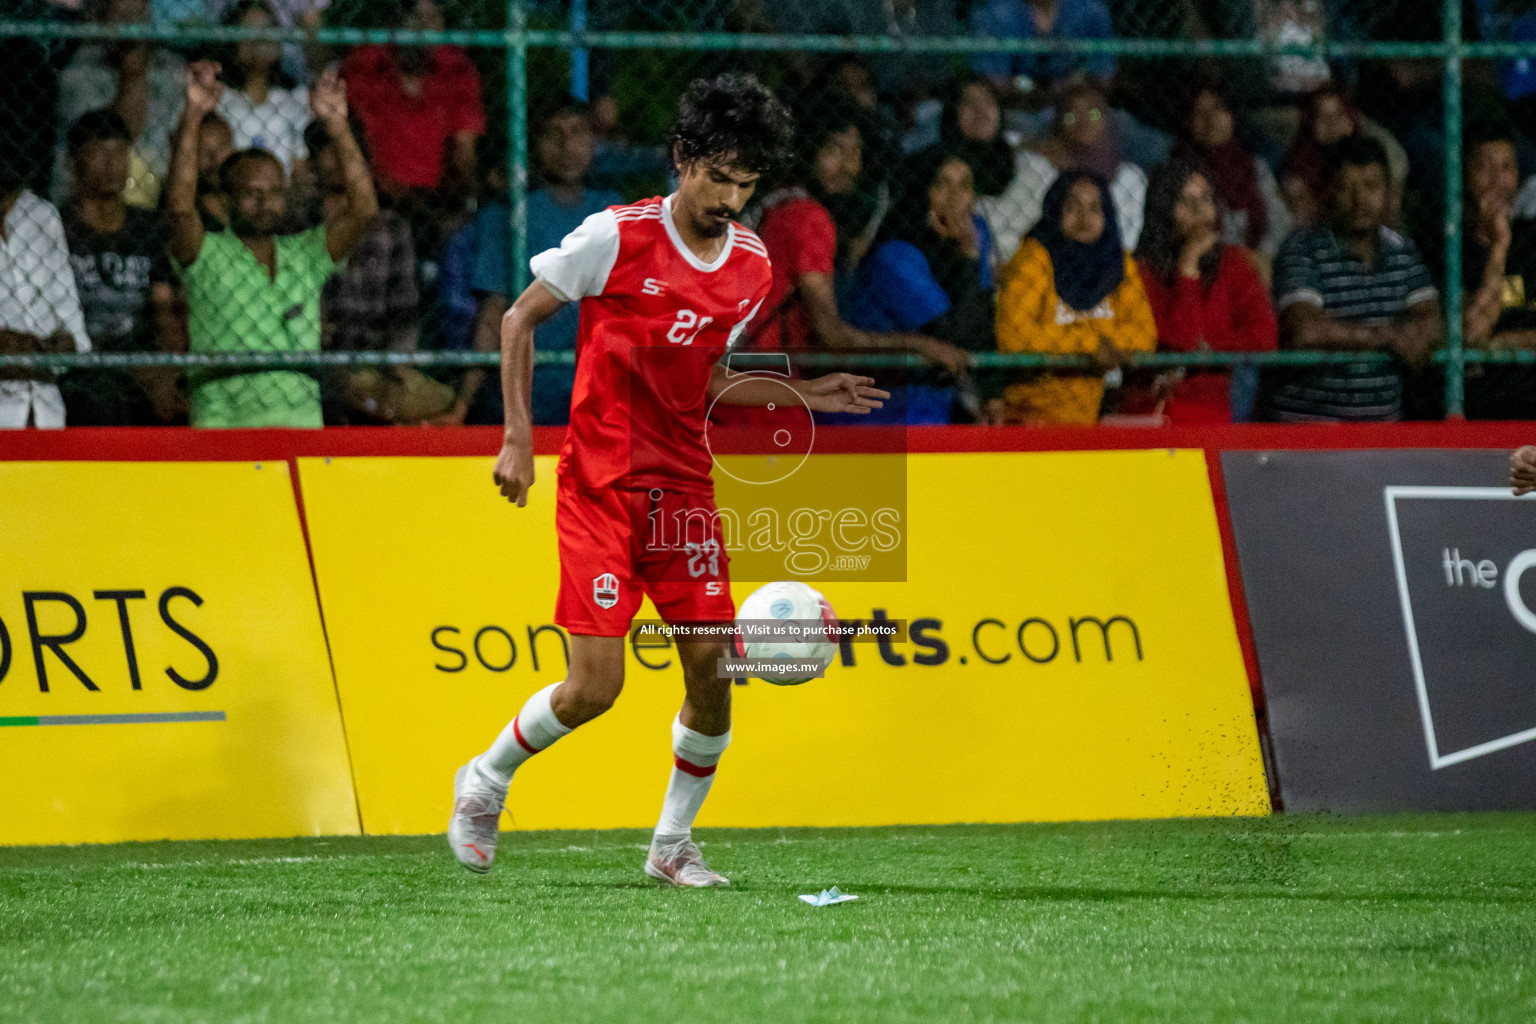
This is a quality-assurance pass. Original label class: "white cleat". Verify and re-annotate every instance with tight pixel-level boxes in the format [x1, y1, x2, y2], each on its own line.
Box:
[644, 836, 730, 887]
[448, 760, 506, 874]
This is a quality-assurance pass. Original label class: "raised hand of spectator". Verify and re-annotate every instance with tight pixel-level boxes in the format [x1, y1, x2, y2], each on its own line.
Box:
[310, 66, 348, 129]
[1179, 225, 1220, 279]
[185, 61, 224, 118]
[1510, 446, 1536, 495]
[1480, 191, 1513, 258]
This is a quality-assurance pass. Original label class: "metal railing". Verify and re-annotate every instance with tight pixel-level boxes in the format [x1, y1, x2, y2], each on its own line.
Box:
[1, 0, 1529, 418]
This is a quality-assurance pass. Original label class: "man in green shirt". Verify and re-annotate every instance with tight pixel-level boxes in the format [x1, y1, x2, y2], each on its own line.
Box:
[166, 60, 378, 427]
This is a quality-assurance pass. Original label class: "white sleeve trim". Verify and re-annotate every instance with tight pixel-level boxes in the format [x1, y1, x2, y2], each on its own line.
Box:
[726, 298, 765, 350]
[1277, 288, 1325, 311]
[536, 277, 571, 303]
[528, 208, 620, 301]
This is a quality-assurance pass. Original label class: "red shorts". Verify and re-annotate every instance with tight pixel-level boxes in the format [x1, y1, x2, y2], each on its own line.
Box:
[554, 481, 735, 636]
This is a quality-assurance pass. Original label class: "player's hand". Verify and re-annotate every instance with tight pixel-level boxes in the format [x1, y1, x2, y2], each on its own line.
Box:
[493, 438, 535, 506]
[1511, 446, 1536, 495]
[797, 373, 889, 415]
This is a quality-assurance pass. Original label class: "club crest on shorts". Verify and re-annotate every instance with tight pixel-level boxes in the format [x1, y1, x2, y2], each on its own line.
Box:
[592, 572, 620, 609]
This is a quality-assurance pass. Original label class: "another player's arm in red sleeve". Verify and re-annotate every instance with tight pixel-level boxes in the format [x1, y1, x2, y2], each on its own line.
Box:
[493, 209, 621, 506]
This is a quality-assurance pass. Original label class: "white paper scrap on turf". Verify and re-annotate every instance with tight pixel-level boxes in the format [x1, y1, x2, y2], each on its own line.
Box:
[799, 886, 859, 906]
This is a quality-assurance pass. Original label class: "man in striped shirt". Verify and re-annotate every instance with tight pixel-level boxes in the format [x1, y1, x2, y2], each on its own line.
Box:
[1264, 135, 1441, 422]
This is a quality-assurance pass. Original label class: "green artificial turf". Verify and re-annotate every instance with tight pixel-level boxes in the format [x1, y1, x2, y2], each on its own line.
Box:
[3, 815, 1535, 1023]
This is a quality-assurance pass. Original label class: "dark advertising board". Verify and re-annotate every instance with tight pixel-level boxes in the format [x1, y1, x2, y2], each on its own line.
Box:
[1223, 450, 1536, 811]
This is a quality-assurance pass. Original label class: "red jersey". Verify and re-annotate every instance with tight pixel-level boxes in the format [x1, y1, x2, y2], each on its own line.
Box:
[531, 195, 772, 495]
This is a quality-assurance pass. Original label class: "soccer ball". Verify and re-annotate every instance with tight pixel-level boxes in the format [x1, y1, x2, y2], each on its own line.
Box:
[735, 581, 838, 686]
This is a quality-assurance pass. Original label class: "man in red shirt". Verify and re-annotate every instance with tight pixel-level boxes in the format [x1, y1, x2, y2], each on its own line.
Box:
[340, 0, 482, 198]
[447, 75, 887, 887]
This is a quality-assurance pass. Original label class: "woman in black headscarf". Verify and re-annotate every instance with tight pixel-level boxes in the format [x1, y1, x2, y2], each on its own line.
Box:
[993, 169, 1156, 425]
[937, 75, 1015, 199]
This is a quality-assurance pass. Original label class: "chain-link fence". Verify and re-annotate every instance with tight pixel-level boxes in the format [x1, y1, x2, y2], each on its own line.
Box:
[2, 0, 1535, 426]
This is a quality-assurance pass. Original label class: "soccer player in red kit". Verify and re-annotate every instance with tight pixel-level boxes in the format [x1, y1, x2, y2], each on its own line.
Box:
[448, 74, 888, 886]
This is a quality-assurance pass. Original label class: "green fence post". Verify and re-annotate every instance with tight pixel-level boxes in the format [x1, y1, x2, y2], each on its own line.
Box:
[507, 0, 529, 298]
[1443, 0, 1465, 418]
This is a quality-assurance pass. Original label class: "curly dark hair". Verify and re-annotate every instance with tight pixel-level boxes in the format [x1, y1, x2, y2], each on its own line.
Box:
[669, 73, 793, 178]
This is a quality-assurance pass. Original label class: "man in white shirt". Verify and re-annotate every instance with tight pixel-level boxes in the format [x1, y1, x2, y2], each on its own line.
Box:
[0, 169, 93, 429]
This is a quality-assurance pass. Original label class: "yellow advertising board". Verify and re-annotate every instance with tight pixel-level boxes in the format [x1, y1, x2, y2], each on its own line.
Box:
[0, 462, 359, 845]
[300, 450, 1268, 834]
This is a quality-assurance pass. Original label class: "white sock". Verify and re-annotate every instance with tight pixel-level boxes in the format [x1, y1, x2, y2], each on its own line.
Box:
[474, 682, 572, 790]
[653, 715, 731, 843]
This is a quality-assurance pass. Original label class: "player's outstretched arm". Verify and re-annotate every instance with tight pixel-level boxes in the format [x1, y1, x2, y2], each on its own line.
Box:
[493, 281, 567, 506]
[707, 365, 889, 414]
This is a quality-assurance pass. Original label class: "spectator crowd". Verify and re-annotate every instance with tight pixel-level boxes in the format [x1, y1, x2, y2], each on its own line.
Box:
[3, 0, 1536, 427]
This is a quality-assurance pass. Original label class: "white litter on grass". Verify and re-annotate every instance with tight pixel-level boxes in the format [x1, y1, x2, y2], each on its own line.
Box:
[799, 886, 859, 907]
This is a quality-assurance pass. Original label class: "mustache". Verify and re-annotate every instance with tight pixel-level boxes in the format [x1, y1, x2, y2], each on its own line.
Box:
[705, 206, 737, 220]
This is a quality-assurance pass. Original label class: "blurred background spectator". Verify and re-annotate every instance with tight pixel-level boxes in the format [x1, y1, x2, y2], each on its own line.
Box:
[60, 109, 184, 425]
[191, 111, 235, 231]
[906, 75, 1015, 202]
[793, 0, 961, 118]
[341, 0, 483, 249]
[1462, 125, 1536, 420]
[970, 0, 1116, 95]
[1136, 159, 1278, 424]
[845, 149, 996, 422]
[716, 104, 971, 426]
[0, 154, 92, 429]
[307, 121, 450, 426]
[1262, 136, 1440, 422]
[463, 98, 622, 428]
[1170, 85, 1290, 263]
[979, 81, 1148, 265]
[2, 0, 76, 199]
[216, 1, 311, 178]
[789, 61, 903, 276]
[1279, 86, 1407, 232]
[54, 0, 187, 209]
[167, 63, 376, 428]
[993, 169, 1154, 425]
